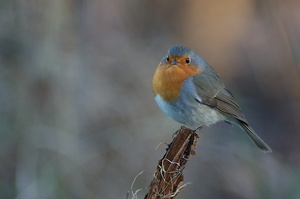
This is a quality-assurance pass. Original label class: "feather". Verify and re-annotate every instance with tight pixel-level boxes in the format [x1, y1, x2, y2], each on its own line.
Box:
[192, 64, 271, 152]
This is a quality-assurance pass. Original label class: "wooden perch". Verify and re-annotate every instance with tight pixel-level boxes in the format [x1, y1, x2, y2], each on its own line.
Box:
[144, 126, 201, 199]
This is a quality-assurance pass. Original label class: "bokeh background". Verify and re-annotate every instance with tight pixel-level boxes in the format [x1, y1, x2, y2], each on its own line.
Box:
[1, 0, 300, 198]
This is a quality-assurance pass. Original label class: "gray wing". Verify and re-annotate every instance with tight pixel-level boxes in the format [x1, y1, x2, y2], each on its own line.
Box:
[192, 65, 247, 123]
[192, 65, 272, 152]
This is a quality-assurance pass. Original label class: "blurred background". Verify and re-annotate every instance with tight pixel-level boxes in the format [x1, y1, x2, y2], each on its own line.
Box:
[1, 0, 300, 198]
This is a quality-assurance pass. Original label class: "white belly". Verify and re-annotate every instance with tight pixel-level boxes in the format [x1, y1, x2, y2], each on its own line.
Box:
[155, 94, 225, 128]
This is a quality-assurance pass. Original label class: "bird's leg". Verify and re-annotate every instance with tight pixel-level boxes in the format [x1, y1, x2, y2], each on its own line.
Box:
[194, 125, 203, 133]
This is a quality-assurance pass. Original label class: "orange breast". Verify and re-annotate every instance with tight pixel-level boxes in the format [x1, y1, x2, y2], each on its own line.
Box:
[152, 62, 201, 102]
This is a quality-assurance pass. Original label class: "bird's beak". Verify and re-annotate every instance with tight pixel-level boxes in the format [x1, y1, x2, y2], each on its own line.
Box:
[171, 60, 178, 65]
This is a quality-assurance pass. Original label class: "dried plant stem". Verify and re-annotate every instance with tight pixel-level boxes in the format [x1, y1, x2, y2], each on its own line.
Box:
[144, 126, 201, 199]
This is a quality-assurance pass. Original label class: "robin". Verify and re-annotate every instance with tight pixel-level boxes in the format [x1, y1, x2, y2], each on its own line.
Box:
[152, 45, 271, 153]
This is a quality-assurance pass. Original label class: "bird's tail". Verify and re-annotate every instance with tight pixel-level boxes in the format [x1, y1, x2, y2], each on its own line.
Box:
[239, 122, 272, 153]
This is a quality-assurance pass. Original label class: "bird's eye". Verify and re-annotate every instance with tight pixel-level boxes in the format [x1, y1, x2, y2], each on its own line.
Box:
[166, 56, 170, 62]
[185, 57, 191, 64]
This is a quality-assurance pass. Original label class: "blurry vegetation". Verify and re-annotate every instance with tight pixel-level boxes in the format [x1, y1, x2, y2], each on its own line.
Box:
[0, 0, 300, 198]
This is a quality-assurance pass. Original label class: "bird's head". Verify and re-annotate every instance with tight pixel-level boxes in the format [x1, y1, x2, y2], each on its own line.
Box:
[152, 45, 204, 102]
[161, 45, 206, 72]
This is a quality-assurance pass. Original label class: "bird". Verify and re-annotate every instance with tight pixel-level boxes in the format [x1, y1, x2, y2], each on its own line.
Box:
[152, 45, 271, 153]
